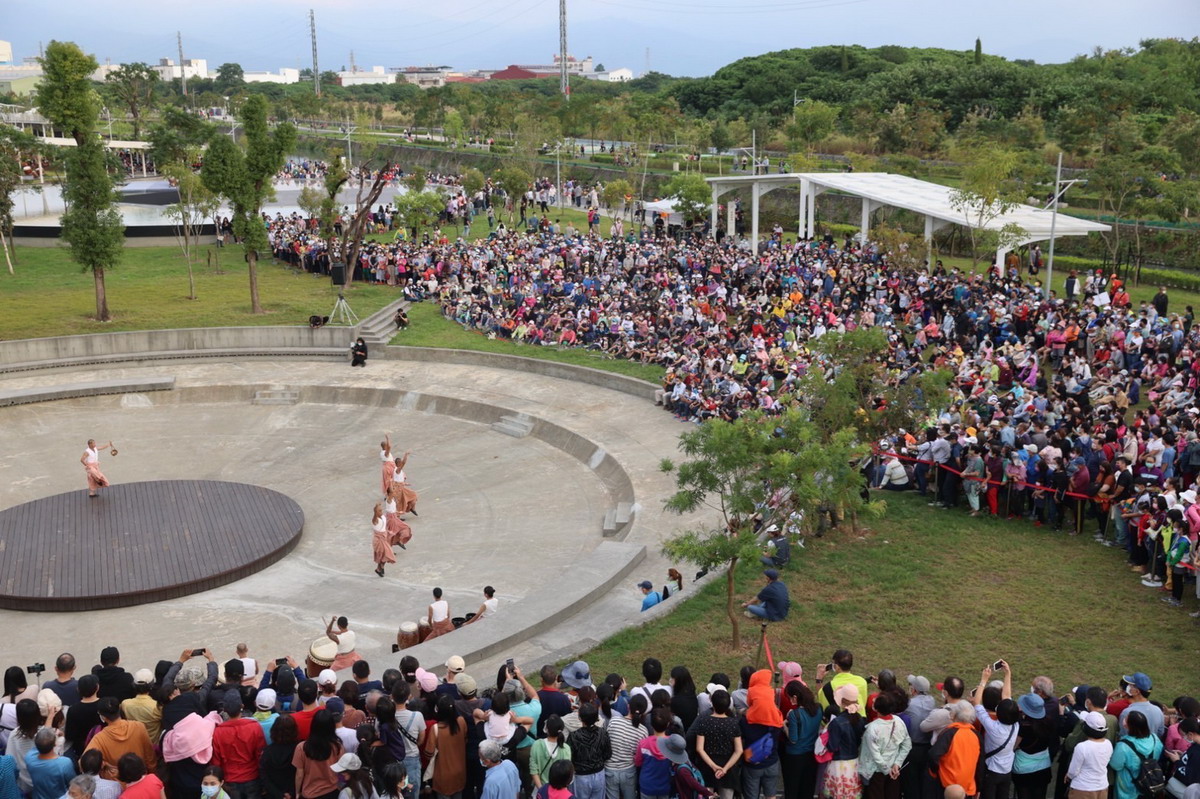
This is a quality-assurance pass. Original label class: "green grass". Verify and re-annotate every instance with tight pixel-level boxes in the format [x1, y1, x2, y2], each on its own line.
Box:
[584, 491, 1200, 694]
[0, 245, 396, 340]
[393, 301, 665, 383]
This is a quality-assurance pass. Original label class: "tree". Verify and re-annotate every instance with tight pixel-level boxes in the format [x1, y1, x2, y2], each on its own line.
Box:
[214, 63, 245, 93]
[201, 95, 296, 313]
[493, 166, 531, 222]
[661, 409, 876, 649]
[947, 142, 1026, 269]
[148, 106, 212, 167]
[974, 38, 983, 66]
[0, 126, 37, 273]
[104, 63, 158, 140]
[403, 167, 428, 194]
[162, 160, 219, 299]
[394, 190, 447, 239]
[38, 41, 124, 321]
[1090, 147, 1178, 263]
[661, 173, 711, 227]
[785, 100, 838, 154]
[36, 41, 100, 146]
[461, 167, 485, 198]
[443, 108, 465, 145]
[602, 178, 635, 217]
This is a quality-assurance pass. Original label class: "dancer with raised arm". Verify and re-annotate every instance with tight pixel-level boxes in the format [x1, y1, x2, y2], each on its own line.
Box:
[381, 434, 396, 497]
[385, 485, 413, 550]
[81, 439, 115, 498]
[391, 451, 420, 517]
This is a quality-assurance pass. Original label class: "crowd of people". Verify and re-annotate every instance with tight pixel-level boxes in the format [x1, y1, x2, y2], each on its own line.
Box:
[3, 646, 1196, 799]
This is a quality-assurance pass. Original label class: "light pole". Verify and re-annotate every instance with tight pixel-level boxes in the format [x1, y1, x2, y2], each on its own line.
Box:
[1042, 151, 1083, 299]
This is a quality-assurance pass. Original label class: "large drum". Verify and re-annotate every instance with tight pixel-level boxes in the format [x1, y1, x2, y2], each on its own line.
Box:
[397, 622, 419, 650]
[417, 618, 431, 642]
[306, 636, 337, 677]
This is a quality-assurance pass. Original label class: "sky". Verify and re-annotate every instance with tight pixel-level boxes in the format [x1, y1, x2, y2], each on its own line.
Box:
[2, 0, 1197, 78]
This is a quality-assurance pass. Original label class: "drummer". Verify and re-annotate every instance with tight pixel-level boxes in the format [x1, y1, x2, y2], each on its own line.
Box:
[324, 615, 361, 671]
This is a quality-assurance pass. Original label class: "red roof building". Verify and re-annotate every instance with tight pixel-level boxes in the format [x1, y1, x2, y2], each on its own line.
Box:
[488, 65, 557, 81]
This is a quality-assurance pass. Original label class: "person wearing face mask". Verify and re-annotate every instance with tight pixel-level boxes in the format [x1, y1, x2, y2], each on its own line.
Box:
[479, 741, 520, 799]
[201, 766, 231, 799]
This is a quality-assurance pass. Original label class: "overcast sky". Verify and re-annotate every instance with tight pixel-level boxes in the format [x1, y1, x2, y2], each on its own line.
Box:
[3, 0, 1197, 77]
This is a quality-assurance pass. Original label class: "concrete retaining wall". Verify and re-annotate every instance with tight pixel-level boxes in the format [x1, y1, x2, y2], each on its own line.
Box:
[0, 326, 360, 371]
[384, 346, 659, 402]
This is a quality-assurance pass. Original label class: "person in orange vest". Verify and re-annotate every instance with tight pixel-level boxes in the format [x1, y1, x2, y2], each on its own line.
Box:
[928, 701, 980, 797]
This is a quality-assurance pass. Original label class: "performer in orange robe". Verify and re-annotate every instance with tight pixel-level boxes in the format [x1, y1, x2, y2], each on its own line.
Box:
[371, 503, 396, 577]
[81, 439, 113, 497]
[384, 486, 413, 548]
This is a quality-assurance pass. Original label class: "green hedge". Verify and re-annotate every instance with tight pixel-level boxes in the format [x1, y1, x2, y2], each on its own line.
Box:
[1139, 266, 1200, 292]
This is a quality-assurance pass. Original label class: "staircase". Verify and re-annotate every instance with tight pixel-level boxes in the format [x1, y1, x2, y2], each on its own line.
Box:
[491, 414, 534, 438]
[252, 389, 299, 405]
[356, 299, 409, 348]
[602, 502, 635, 538]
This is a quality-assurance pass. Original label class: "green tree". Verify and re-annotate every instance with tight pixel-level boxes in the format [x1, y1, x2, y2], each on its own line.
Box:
[602, 178, 635, 216]
[461, 167, 485, 197]
[148, 106, 213, 167]
[403, 167, 428, 194]
[493, 166, 532, 222]
[104, 63, 158, 140]
[1090, 147, 1177, 263]
[201, 95, 296, 313]
[661, 409, 876, 648]
[0, 126, 37, 273]
[162, 159, 219, 299]
[947, 142, 1026, 268]
[974, 38, 983, 66]
[214, 63, 245, 93]
[394, 190, 447, 238]
[36, 40, 101, 146]
[443, 108, 465, 145]
[38, 41, 124, 321]
[661, 173, 711, 227]
[786, 100, 838, 154]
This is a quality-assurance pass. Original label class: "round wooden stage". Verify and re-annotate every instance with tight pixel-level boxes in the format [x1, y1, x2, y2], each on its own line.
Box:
[0, 480, 304, 611]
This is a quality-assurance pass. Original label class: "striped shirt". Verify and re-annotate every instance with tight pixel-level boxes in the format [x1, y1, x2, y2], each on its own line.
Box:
[605, 715, 643, 770]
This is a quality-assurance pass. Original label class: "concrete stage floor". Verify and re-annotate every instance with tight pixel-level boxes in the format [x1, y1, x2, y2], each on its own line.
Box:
[0, 358, 701, 680]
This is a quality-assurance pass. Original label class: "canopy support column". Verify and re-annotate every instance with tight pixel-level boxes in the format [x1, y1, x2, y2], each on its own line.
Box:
[751, 182, 760, 254]
[710, 186, 719, 239]
[860, 196, 871, 244]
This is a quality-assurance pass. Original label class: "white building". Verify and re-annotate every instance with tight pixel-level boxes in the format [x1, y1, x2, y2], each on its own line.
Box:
[244, 67, 300, 85]
[336, 66, 393, 86]
[395, 65, 451, 88]
[585, 68, 634, 82]
[153, 58, 209, 82]
[0, 40, 14, 66]
[91, 63, 123, 82]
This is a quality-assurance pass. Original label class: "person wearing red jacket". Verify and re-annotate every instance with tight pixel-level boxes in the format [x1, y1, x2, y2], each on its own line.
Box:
[212, 689, 267, 799]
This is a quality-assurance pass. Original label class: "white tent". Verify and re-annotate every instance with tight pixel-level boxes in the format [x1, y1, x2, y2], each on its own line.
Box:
[705, 171, 1111, 270]
[642, 198, 684, 226]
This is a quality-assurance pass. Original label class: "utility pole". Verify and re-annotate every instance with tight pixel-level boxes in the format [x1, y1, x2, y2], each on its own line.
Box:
[558, 0, 569, 100]
[177, 31, 187, 98]
[350, 49, 356, 73]
[344, 116, 356, 167]
[310, 9, 321, 98]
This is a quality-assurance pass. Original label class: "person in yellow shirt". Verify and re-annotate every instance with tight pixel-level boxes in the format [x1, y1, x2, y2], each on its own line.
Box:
[120, 670, 163, 744]
[815, 650, 870, 717]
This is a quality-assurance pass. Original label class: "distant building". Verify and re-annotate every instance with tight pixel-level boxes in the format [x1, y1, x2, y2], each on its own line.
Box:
[585, 68, 634, 82]
[153, 58, 209, 82]
[91, 63, 122, 82]
[244, 67, 300, 85]
[0, 72, 41, 96]
[489, 65, 557, 81]
[0, 40, 14, 66]
[336, 66, 393, 86]
[395, 65, 452, 89]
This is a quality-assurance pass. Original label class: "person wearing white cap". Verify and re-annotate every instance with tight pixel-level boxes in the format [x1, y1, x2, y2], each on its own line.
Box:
[1065, 711, 1113, 799]
[330, 753, 372, 799]
[252, 689, 279, 741]
[120, 670, 162, 745]
[317, 671, 339, 705]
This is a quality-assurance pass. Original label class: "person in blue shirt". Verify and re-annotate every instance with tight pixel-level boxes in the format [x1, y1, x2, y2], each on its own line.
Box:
[480, 740, 521, 799]
[24, 730, 75, 799]
[639, 581, 662, 612]
[742, 570, 790, 621]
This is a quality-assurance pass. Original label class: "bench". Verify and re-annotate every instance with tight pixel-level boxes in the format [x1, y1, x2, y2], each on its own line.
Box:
[0, 377, 177, 407]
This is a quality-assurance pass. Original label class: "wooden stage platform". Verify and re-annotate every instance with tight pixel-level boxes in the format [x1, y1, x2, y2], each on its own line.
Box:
[0, 480, 305, 611]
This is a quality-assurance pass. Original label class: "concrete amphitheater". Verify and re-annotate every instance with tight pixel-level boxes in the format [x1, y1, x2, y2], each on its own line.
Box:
[0, 300, 707, 680]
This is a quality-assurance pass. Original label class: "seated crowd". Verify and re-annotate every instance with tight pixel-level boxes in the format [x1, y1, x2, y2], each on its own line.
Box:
[2, 647, 1196, 799]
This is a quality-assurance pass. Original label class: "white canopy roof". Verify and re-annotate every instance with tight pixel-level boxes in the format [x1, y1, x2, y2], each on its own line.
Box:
[707, 171, 1110, 241]
[643, 198, 683, 225]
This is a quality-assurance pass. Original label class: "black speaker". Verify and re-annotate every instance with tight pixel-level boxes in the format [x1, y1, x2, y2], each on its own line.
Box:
[331, 262, 346, 286]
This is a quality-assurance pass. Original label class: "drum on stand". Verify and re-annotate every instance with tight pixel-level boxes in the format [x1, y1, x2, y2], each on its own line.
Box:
[417, 618, 431, 642]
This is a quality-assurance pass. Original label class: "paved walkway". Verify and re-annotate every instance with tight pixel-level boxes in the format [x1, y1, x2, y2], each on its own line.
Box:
[0, 358, 703, 679]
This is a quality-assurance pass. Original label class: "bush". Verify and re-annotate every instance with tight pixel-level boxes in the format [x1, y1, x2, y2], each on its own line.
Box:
[1138, 266, 1200, 292]
[820, 134, 868, 155]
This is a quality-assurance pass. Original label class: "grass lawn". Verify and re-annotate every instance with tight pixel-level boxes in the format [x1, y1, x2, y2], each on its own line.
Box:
[394, 301, 665, 383]
[584, 491, 1199, 694]
[0, 245, 396, 340]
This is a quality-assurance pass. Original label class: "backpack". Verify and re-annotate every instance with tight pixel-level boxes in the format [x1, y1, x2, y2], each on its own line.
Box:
[744, 730, 775, 765]
[670, 761, 705, 799]
[1119, 739, 1166, 799]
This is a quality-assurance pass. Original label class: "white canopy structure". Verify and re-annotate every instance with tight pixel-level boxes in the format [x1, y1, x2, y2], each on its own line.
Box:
[642, 198, 684, 226]
[706, 172, 1110, 267]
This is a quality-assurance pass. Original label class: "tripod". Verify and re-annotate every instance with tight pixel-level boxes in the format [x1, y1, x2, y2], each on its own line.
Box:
[329, 293, 359, 325]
